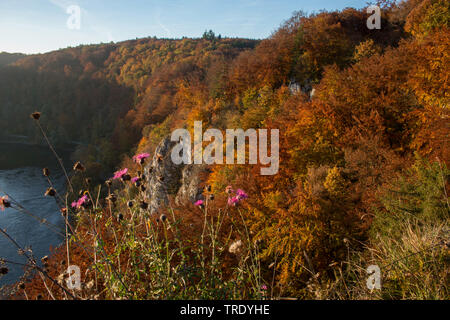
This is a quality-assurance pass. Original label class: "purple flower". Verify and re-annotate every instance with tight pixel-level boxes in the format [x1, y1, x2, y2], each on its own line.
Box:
[261, 285, 268, 291]
[131, 176, 140, 183]
[133, 153, 151, 164]
[194, 200, 204, 207]
[71, 195, 88, 209]
[228, 196, 240, 206]
[227, 188, 249, 206]
[236, 189, 248, 200]
[113, 168, 128, 180]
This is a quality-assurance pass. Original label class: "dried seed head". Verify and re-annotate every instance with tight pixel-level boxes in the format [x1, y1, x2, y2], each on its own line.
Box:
[0, 196, 11, 209]
[106, 194, 117, 203]
[18, 282, 25, 290]
[31, 112, 41, 120]
[0, 267, 8, 275]
[209, 194, 215, 201]
[229, 240, 243, 255]
[205, 185, 212, 192]
[127, 201, 134, 208]
[105, 180, 112, 187]
[122, 174, 131, 182]
[41, 256, 49, 263]
[73, 161, 85, 172]
[42, 168, 50, 177]
[117, 213, 124, 222]
[157, 176, 164, 182]
[60, 207, 67, 217]
[140, 201, 148, 210]
[86, 280, 94, 290]
[44, 188, 56, 197]
[85, 178, 91, 185]
[140, 185, 147, 192]
[160, 214, 167, 222]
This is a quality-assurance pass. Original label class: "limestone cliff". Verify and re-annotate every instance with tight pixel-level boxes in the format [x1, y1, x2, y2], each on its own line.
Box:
[144, 136, 208, 214]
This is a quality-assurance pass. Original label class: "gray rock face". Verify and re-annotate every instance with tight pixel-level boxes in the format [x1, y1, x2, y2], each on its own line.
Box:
[144, 136, 207, 214]
[175, 163, 208, 206]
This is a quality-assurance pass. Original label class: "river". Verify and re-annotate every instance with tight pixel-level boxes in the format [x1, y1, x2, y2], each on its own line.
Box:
[0, 143, 69, 287]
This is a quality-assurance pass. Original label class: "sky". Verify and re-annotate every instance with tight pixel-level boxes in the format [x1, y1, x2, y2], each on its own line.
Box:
[0, 0, 369, 54]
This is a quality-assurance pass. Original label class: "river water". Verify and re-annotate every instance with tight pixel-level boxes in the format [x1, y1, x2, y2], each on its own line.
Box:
[0, 143, 69, 287]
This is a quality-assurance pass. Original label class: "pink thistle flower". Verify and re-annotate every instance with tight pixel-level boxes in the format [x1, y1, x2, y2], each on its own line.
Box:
[113, 168, 128, 180]
[72, 195, 89, 209]
[228, 196, 240, 206]
[194, 200, 204, 207]
[133, 153, 151, 164]
[236, 189, 248, 200]
[261, 285, 268, 291]
[131, 176, 140, 183]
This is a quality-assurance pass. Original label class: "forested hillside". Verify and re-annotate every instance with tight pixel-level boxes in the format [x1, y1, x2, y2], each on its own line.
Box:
[0, 36, 257, 176]
[2, 0, 448, 300]
[128, 0, 449, 297]
[0, 52, 26, 67]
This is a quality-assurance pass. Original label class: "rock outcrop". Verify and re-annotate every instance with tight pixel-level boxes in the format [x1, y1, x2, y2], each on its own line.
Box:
[144, 136, 207, 214]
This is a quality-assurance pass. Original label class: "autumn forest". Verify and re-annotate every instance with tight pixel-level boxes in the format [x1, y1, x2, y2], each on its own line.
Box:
[0, 0, 448, 300]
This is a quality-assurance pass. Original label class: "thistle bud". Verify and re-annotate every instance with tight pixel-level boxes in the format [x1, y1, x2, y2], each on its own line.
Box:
[73, 161, 85, 172]
[42, 168, 50, 177]
[140, 201, 149, 210]
[31, 112, 41, 120]
[106, 194, 117, 203]
[44, 188, 56, 197]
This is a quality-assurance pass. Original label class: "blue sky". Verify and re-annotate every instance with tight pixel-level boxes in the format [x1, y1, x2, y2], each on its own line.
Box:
[1, 0, 369, 54]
